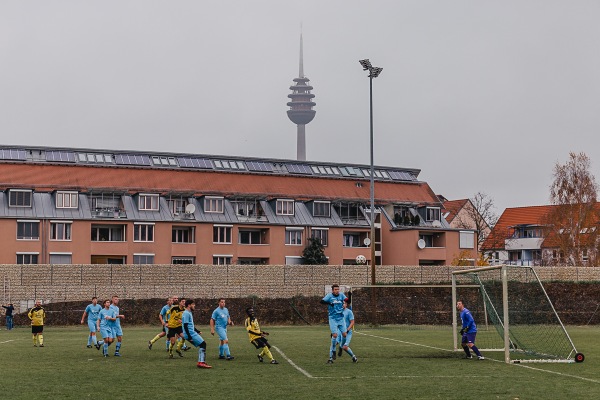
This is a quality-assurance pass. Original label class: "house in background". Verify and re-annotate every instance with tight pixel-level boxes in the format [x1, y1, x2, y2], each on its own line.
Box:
[438, 195, 491, 255]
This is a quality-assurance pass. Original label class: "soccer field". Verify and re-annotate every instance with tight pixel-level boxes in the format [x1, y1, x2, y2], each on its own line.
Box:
[1, 325, 599, 399]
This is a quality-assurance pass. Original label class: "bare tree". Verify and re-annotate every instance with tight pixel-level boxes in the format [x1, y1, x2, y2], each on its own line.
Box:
[453, 192, 498, 252]
[545, 152, 600, 266]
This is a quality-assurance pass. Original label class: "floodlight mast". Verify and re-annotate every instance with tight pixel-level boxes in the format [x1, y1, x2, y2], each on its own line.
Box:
[359, 59, 383, 286]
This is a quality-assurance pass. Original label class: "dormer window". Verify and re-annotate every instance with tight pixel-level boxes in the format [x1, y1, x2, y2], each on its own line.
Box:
[313, 201, 331, 218]
[56, 191, 78, 209]
[9, 189, 32, 207]
[276, 199, 295, 216]
[139, 194, 159, 211]
[426, 207, 441, 222]
[204, 196, 224, 213]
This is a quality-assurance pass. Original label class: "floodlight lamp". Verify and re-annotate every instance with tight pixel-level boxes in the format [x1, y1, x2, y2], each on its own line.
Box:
[369, 67, 383, 78]
[359, 59, 372, 70]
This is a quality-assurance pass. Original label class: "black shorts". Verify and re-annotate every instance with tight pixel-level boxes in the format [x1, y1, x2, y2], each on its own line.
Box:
[251, 337, 270, 349]
[32, 325, 44, 334]
[167, 326, 183, 338]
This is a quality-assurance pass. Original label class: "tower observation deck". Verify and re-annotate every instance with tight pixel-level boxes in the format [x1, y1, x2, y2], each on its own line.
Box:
[287, 34, 316, 161]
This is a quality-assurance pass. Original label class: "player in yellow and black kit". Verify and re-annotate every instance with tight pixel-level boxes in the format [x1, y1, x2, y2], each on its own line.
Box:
[244, 307, 278, 364]
[166, 297, 186, 358]
[28, 300, 46, 347]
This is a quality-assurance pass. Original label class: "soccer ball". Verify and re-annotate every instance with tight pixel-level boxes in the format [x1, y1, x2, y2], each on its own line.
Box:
[355, 255, 367, 265]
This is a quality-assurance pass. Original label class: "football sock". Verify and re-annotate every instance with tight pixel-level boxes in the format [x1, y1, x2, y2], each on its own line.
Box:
[38, 334, 44, 346]
[115, 342, 121, 352]
[33, 335, 36, 345]
[97, 340, 104, 346]
[223, 344, 230, 356]
[345, 347, 355, 357]
[176, 339, 183, 352]
[150, 334, 161, 344]
[219, 344, 224, 356]
[471, 345, 482, 357]
[261, 347, 274, 361]
[330, 336, 337, 358]
[166, 339, 170, 350]
[462, 345, 471, 357]
[199, 347, 206, 363]
[92, 335, 97, 345]
[87, 336, 92, 346]
[104, 342, 109, 353]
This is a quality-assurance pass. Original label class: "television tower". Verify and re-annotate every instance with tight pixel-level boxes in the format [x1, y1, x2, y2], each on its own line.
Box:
[287, 34, 316, 161]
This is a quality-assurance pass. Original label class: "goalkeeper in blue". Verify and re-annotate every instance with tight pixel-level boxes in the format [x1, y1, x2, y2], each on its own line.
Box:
[182, 299, 212, 369]
[320, 284, 348, 364]
[335, 299, 358, 362]
[457, 300, 484, 360]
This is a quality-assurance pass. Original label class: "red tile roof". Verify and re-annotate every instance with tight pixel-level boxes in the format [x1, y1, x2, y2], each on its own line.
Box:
[481, 205, 553, 250]
[0, 163, 441, 204]
[442, 199, 468, 223]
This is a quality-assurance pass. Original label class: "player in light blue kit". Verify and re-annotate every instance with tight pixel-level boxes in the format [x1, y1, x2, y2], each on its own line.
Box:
[457, 300, 484, 360]
[110, 295, 125, 356]
[210, 298, 234, 360]
[336, 299, 358, 362]
[80, 296, 102, 348]
[95, 299, 116, 357]
[182, 299, 212, 369]
[320, 284, 348, 364]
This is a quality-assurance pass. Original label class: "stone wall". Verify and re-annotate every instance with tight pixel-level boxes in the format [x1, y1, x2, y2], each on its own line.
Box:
[2, 264, 600, 313]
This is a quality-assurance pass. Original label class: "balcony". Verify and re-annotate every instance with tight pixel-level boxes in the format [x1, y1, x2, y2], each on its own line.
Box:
[505, 237, 543, 251]
[92, 208, 127, 219]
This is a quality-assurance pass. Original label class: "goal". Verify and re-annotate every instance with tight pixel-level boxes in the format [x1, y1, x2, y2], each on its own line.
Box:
[452, 265, 584, 363]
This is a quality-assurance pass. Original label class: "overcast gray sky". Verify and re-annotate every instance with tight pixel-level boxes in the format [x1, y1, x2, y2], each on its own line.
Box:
[2, 1, 600, 214]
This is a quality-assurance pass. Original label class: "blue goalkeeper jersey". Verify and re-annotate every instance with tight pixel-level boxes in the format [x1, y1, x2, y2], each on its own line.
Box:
[460, 308, 477, 334]
[85, 303, 102, 323]
[322, 291, 346, 320]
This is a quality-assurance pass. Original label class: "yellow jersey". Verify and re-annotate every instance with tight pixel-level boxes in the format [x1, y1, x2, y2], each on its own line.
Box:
[166, 305, 184, 328]
[28, 306, 45, 326]
[244, 316, 263, 341]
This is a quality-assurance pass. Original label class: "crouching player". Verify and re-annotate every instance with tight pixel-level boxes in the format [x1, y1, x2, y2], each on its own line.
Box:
[244, 307, 278, 364]
[182, 299, 212, 369]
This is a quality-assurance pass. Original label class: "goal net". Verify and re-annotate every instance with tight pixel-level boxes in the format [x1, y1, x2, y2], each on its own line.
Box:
[452, 265, 582, 363]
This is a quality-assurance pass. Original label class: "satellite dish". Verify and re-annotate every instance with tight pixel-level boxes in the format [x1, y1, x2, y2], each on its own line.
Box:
[363, 238, 371, 246]
[432, 219, 442, 228]
[185, 203, 196, 214]
[417, 239, 426, 249]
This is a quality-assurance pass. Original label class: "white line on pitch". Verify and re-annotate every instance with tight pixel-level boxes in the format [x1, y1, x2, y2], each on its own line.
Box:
[0, 339, 17, 344]
[313, 375, 491, 379]
[355, 331, 453, 352]
[271, 345, 314, 379]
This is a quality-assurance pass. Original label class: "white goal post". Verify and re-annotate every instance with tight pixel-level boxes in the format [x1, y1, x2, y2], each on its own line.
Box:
[452, 265, 584, 364]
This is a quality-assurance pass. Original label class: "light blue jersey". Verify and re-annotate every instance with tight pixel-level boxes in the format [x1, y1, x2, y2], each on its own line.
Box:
[182, 310, 204, 344]
[322, 291, 346, 320]
[110, 304, 123, 337]
[85, 303, 102, 332]
[343, 308, 354, 331]
[160, 304, 170, 323]
[211, 307, 230, 329]
[99, 308, 116, 338]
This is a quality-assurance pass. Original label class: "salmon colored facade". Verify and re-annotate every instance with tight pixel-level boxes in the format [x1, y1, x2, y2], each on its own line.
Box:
[0, 146, 476, 266]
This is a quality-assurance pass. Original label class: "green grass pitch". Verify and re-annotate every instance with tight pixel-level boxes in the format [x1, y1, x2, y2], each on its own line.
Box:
[1, 325, 599, 399]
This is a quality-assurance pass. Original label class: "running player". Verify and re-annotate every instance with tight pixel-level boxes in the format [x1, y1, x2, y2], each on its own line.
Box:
[166, 297, 186, 358]
[337, 299, 358, 362]
[457, 300, 484, 360]
[182, 299, 212, 369]
[244, 307, 278, 364]
[320, 284, 347, 363]
[95, 299, 116, 357]
[148, 296, 173, 351]
[210, 298, 234, 360]
[110, 295, 125, 356]
[81, 296, 102, 348]
[28, 300, 46, 347]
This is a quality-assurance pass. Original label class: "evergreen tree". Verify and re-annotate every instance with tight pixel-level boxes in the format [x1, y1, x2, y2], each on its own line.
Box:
[302, 237, 328, 265]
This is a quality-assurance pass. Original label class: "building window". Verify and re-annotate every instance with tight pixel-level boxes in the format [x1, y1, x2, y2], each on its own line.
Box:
[172, 226, 195, 243]
[9, 189, 32, 207]
[56, 191, 78, 209]
[213, 256, 232, 265]
[343, 233, 361, 247]
[17, 221, 39, 240]
[204, 196, 224, 213]
[91, 225, 126, 242]
[426, 207, 441, 222]
[276, 199, 295, 216]
[313, 201, 331, 217]
[239, 229, 262, 245]
[172, 257, 195, 264]
[285, 228, 303, 245]
[213, 225, 232, 244]
[133, 254, 155, 264]
[311, 228, 329, 246]
[419, 234, 433, 247]
[134, 223, 154, 242]
[459, 231, 475, 249]
[138, 194, 159, 211]
[49, 253, 72, 264]
[17, 253, 38, 264]
[50, 222, 72, 241]
[168, 198, 187, 214]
